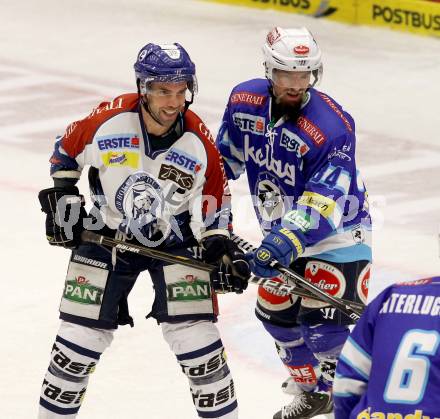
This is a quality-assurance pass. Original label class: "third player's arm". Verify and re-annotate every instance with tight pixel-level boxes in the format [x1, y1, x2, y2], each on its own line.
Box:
[333, 288, 389, 417]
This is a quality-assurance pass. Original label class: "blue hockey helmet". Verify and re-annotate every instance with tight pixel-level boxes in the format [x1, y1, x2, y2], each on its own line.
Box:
[134, 43, 198, 96]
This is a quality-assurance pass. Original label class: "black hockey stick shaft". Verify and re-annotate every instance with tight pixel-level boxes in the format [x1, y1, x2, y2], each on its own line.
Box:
[81, 231, 215, 272]
[248, 263, 364, 312]
[81, 231, 362, 318]
[246, 275, 346, 302]
[231, 233, 364, 311]
[272, 263, 361, 320]
[231, 233, 364, 320]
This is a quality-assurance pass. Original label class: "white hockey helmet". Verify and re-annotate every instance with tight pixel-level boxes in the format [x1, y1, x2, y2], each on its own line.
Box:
[263, 27, 323, 86]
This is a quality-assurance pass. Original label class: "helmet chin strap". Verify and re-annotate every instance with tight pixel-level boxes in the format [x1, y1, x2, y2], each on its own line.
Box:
[136, 79, 164, 127]
[310, 69, 320, 87]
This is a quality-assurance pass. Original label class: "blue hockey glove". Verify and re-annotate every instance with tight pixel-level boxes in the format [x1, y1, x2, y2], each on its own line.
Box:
[252, 225, 305, 277]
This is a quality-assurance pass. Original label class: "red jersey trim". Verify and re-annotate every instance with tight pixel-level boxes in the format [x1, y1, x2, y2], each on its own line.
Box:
[184, 110, 230, 217]
[62, 93, 139, 157]
[318, 93, 353, 133]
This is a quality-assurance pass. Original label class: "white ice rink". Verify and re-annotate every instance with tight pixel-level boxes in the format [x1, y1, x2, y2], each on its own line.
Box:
[2, 0, 440, 418]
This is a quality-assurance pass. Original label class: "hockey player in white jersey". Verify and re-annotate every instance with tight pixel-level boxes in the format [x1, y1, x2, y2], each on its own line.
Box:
[37, 42, 250, 418]
[216, 27, 372, 418]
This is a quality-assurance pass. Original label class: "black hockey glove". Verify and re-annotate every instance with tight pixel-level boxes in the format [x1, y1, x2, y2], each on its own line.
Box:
[38, 186, 87, 249]
[202, 235, 250, 294]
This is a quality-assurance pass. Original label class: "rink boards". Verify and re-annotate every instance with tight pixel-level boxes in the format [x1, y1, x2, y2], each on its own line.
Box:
[203, 0, 440, 38]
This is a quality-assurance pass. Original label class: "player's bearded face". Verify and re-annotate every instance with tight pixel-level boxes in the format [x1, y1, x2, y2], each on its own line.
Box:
[145, 81, 187, 128]
[272, 70, 311, 115]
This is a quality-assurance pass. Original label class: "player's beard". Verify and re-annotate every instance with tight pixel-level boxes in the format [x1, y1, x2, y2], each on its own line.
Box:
[273, 94, 303, 122]
[271, 87, 306, 122]
[150, 107, 178, 129]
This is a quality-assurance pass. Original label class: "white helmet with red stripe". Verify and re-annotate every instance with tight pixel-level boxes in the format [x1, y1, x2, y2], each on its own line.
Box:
[262, 27, 323, 86]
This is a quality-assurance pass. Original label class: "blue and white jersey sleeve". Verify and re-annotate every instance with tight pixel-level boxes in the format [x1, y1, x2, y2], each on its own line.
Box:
[333, 288, 389, 418]
[216, 102, 246, 180]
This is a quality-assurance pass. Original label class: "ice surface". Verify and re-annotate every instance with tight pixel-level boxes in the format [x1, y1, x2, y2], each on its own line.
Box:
[1, 0, 440, 417]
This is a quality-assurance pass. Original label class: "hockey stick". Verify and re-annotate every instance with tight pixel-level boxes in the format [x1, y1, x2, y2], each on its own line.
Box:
[81, 230, 214, 272]
[81, 231, 363, 316]
[231, 233, 364, 320]
[247, 264, 365, 313]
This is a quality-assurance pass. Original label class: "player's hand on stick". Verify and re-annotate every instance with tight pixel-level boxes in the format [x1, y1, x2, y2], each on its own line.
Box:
[251, 225, 305, 277]
[38, 186, 87, 249]
[202, 235, 250, 294]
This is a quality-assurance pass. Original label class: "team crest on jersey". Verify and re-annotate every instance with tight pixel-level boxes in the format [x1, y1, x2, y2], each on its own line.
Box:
[351, 225, 366, 244]
[115, 172, 164, 232]
[301, 261, 346, 309]
[254, 173, 287, 233]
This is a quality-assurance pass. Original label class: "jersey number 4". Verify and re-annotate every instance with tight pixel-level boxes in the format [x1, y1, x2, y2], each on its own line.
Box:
[384, 329, 440, 404]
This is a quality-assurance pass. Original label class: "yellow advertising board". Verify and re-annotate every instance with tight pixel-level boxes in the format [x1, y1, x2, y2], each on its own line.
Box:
[357, 0, 440, 37]
[202, 0, 357, 24]
[203, 0, 440, 38]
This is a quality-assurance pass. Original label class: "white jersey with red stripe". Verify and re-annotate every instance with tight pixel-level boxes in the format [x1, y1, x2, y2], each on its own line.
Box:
[49, 93, 230, 246]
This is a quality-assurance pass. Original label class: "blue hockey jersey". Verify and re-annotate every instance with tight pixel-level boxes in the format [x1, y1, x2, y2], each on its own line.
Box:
[334, 276, 440, 418]
[216, 79, 371, 263]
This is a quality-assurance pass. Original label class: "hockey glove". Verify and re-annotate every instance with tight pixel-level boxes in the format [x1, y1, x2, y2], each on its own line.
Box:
[38, 186, 87, 249]
[202, 235, 250, 294]
[251, 225, 305, 277]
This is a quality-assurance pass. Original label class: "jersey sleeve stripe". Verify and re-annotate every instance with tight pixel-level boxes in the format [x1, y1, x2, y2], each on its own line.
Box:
[333, 373, 367, 397]
[339, 336, 372, 380]
[223, 156, 245, 179]
[61, 93, 139, 158]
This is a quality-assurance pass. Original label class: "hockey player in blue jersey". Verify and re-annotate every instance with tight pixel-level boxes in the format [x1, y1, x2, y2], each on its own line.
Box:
[334, 276, 440, 418]
[216, 27, 372, 418]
